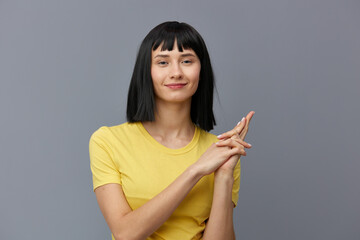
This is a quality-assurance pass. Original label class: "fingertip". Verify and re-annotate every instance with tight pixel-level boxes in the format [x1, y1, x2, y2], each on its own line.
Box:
[219, 133, 231, 139]
[247, 111, 255, 119]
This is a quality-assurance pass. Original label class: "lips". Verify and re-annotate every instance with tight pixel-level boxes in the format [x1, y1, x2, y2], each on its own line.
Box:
[165, 83, 187, 89]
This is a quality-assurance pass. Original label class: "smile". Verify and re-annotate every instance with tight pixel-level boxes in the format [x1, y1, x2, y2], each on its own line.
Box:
[165, 83, 187, 89]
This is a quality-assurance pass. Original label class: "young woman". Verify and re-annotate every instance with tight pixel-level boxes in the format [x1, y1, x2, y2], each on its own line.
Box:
[89, 21, 254, 240]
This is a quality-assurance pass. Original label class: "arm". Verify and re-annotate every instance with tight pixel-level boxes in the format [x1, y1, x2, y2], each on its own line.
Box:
[95, 142, 245, 240]
[202, 166, 237, 240]
[96, 166, 201, 240]
[204, 112, 255, 239]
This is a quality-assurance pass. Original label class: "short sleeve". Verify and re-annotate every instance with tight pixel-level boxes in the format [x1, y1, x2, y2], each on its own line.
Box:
[89, 127, 122, 191]
[231, 159, 241, 207]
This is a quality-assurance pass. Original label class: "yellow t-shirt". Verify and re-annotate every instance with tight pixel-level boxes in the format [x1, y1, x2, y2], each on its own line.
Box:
[89, 122, 240, 240]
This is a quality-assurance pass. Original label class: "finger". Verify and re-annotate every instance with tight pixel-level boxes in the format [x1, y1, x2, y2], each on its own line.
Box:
[234, 118, 247, 135]
[231, 136, 252, 148]
[229, 140, 247, 156]
[215, 138, 233, 147]
[220, 144, 246, 157]
[217, 118, 246, 140]
[245, 111, 255, 122]
[239, 111, 255, 140]
[239, 120, 248, 140]
[228, 146, 247, 157]
[216, 111, 254, 140]
[216, 139, 246, 155]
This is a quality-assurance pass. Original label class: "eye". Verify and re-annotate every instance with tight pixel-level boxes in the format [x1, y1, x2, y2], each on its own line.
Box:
[158, 61, 168, 66]
[182, 60, 192, 64]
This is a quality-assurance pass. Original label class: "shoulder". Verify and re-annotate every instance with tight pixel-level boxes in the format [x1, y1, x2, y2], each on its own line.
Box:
[89, 122, 128, 143]
[90, 122, 136, 137]
[197, 126, 218, 144]
[89, 122, 143, 145]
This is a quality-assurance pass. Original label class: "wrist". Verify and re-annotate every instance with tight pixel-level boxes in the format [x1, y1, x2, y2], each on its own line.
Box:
[214, 170, 234, 184]
[186, 164, 204, 182]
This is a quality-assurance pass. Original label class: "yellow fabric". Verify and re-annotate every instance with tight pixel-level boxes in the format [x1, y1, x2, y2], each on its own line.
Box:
[89, 122, 241, 240]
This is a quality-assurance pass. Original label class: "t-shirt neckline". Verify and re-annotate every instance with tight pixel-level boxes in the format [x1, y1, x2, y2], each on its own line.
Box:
[135, 122, 200, 155]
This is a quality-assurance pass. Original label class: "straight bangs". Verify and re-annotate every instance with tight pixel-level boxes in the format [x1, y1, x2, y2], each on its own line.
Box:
[151, 24, 204, 59]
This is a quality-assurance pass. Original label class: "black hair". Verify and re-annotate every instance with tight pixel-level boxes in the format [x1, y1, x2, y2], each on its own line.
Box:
[126, 21, 216, 131]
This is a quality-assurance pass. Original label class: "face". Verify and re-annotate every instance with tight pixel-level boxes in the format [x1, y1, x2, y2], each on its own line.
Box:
[151, 42, 201, 104]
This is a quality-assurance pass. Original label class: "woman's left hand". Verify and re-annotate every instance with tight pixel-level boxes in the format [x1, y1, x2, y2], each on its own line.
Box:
[217, 111, 255, 142]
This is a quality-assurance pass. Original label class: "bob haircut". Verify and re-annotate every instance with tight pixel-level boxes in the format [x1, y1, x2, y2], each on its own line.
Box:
[126, 21, 216, 131]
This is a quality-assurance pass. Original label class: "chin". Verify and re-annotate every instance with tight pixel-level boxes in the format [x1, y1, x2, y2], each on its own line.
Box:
[157, 95, 193, 104]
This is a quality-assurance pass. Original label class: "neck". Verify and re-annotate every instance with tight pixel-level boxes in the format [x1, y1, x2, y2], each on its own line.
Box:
[142, 98, 194, 140]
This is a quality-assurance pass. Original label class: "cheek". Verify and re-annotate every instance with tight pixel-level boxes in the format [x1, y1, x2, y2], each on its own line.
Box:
[151, 67, 167, 85]
[150, 69, 164, 97]
[150, 68, 158, 82]
[190, 66, 201, 85]
[192, 80, 200, 94]
[189, 73, 200, 95]
[192, 66, 201, 93]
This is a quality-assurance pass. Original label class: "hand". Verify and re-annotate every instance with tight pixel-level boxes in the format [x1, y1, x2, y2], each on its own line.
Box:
[217, 111, 255, 141]
[215, 122, 252, 173]
[214, 138, 249, 174]
[192, 139, 246, 177]
[215, 111, 255, 174]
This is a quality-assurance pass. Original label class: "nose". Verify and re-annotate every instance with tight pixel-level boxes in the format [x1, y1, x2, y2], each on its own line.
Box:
[170, 63, 183, 80]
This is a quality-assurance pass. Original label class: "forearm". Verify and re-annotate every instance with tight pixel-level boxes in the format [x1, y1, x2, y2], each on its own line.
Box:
[203, 172, 235, 240]
[113, 166, 202, 240]
[100, 143, 241, 240]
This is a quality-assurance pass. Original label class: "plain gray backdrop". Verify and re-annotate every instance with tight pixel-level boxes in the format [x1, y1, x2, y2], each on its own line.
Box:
[1, 0, 359, 239]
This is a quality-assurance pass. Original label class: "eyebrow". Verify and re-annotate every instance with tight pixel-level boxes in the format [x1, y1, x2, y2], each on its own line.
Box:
[154, 53, 197, 59]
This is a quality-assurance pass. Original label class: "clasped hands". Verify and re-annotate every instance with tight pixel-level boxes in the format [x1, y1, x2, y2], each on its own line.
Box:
[215, 111, 255, 174]
[193, 111, 254, 177]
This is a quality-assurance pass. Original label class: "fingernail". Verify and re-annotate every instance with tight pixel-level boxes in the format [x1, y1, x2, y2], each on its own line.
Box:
[217, 134, 222, 138]
[237, 117, 245, 126]
[248, 143, 252, 147]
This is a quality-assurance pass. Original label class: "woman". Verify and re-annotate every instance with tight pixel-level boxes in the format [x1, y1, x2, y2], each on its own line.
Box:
[89, 21, 254, 240]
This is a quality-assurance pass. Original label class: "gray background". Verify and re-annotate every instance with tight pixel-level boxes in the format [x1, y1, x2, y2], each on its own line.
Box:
[0, 0, 359, 239]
